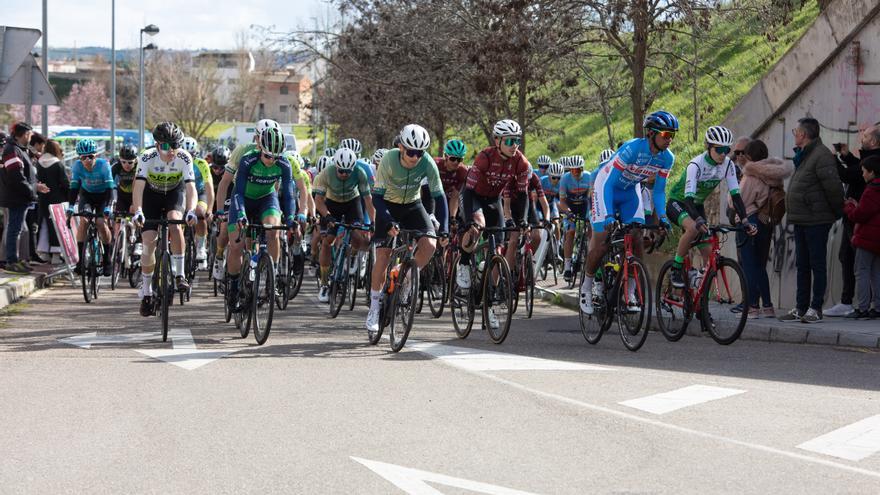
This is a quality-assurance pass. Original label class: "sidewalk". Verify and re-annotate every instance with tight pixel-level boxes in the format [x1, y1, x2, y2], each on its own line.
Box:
[0, 263, 53, 311]
[535, 284, 880, 350]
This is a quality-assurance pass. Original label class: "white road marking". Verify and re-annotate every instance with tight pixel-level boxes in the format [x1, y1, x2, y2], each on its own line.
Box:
[409, 341, 612, 371]
[137, 328, 244, 370]
[619, 385, 746, 415]
[352, 457, 540, 495]
[59, 332, 160, 349]
[797, 414, 880, 461]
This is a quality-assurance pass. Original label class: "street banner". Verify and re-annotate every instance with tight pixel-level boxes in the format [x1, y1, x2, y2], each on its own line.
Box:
[49, 202, 78, 265]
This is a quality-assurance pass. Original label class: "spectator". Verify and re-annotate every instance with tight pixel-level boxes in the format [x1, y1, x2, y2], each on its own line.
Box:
[842, 154, 880, 319]
[779, 117, 844, 323]
[731, 136, 751, 180]
[824, 124, 880, 316]
[27, 132, 48, 264]
[36, 140, 68, 264]
[0, 123, 49, 273]
[737, 139, 793, 318]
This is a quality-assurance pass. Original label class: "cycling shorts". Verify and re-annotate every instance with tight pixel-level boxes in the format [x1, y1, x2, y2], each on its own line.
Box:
[564, 204, 589, 231]
[141, 184, 185, 232]
[667, 199, 706, 227]
[115, 191, 132, 216]
[373, 200, 433, 247]
[227, 193, 281, 233]
[320, 198, 364, 233]
[590, 175, 644, 233]
[77, 189, 113, 215]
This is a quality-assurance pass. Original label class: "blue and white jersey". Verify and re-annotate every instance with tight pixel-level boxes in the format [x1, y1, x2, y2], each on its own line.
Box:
[601, 137, 674, 190]
[558, 170, 592, 206]
[355, 159, 375, 188]
[540, 175, 561, 202]
[71, 158, 115, 193]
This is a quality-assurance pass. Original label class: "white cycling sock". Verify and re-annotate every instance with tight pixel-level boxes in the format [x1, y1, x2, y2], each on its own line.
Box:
[564, 258, 572, 271]
[141, 274, 153, 298]
[172, 254, 185, 278]
[196, 235, 207, 251]
[370, 289, 381, 311]
[581, 275, 593, 294]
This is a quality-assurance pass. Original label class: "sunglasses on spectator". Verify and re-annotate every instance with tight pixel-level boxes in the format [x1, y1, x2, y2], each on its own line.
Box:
[158, 142, 179, 151]
[447, 156, 463, 163]
[404, 148, 424, 158]
[649, 128, 676, 139]
[733, 150, 745, 156]
[80, 154, 96, 161]
[502, 137, 522, 147]
[713, 146, 731, 154]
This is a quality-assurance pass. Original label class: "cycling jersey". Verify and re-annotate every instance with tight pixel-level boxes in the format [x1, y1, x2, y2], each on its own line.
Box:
[505, 170, 544, 199]
[313, 164, 370, 203]
[355, 159, 375, 188]
[71, 158, 115, 193]
[111, 161, 136, 194]
[559, 170, 591, 206]
[230, 150, 295, 222]
[668, 152, 739, 204]
[466, 147, 530, 198]
[227, 143, 257, 175]
[591, 137, 674, 230]
[136, 148, 195, 193]
[436, 157, 468, 198]
[373, 149, 443, 205]
[192, 157, 212, 193]
[540, 175, 561, 202]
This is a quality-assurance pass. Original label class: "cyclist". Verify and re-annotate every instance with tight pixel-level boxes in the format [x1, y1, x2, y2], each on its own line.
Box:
[112, 144, 138, 216]
[66, 138, 116, 276]
[505, 167, 550, 254]
[366, 124, 449, 333]
[559, 155, 592, 282]
[580, 110, 679, 315]
[309, 155, 332, 263]
[339, 138, 375, 188]
[131, 122, 198, 316]
[666, 125, 755, 287]
[371, 148, 386, 174]
[436, 139, 469, 221]
[225, 126, 297, 311]
[209, 147, 229, 212]
[535, 155, 552, 178]
[540, 162, 564, 221]
[182, 137, 214, 267]
[456, 119, 531, 319]
[313, 148, 374, 302]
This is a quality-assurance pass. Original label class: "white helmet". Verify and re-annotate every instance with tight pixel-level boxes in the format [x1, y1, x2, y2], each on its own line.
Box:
[256, 119, 280, 137]
[399, 124, 431, 151]
[548, 162, 564, 177]
[536, 155, 552, 166]
[316, 155, 331, 173]
[705, 125, 734, 147]
[333, 148, 358, 171]
[569, 155, 585, 170]
[492, 119, 522, 138]
[339, 138, 363, 156]
[181, 137, 199, 155]
[599, 149, 614, 164]
[372, 148, 387, 164]
[558, 156, 570, 169]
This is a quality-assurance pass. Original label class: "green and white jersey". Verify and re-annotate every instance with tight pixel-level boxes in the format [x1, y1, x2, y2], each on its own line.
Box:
[313, 165, 370, 203]
[374, 149, 443, 205]
[669, 152, 740, 204]
[136, 147, 195, 193]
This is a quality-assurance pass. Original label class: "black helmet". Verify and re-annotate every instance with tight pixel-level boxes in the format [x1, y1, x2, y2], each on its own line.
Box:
[152, 121, 184, 147]
[119, 144, 138, 161]
[211, 146, 230, 166]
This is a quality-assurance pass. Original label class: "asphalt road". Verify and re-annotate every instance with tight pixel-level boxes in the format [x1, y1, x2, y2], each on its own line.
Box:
[1, 274, 878, 494]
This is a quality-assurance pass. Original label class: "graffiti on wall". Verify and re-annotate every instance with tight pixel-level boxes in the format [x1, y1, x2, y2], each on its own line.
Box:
[767, 220, 844, 309]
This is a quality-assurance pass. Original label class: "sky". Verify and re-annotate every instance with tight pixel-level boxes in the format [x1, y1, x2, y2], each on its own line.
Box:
[5, 0, 331, 51]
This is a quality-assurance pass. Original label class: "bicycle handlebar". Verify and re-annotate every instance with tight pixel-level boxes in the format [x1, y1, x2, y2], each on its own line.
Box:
[142, 219, 189, 226]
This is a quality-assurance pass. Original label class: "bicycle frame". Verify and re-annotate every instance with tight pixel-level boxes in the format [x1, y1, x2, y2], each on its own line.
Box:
[662, 227, 736, 311]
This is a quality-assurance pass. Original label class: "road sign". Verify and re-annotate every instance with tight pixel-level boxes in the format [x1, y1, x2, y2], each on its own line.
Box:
[0, 26, 59, 105]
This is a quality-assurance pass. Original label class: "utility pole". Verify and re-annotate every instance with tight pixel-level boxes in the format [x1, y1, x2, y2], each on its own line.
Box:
[41, 0, 48, 136]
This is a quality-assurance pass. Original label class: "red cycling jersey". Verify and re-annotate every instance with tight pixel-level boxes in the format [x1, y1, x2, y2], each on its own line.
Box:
[435, 157, 468, 197]
[465, 147, 531, 198]
[504, 170, 544, 199]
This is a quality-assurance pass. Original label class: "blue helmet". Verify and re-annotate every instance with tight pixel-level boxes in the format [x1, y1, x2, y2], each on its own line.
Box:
[643, 110, 679, 132]
[76, 139, 98, 156]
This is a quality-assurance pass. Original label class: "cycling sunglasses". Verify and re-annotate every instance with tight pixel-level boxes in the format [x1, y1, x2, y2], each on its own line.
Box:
[120, 159, 135, 165]
[158, 141, 180, 151]
[502, 137, 522, 147]
[261, 152, 279, 160]
[713, 146, 732, 155]
[404, 148, 424, 158]
[447, 156, 463, 163]
[648, 128, 676, 139]
[80, 154, 96, 161]
[336, 169, 352, 176]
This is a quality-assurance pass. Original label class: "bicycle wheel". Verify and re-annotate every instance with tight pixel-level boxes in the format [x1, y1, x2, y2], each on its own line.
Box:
[449, 256, 475, 339]
[238, 261, 252, 338]
[290, 249, 305, 299]
[363, 245, 374, 306]
[110, 230, 124, 290]
[616, 257, 651, 352]
[347, 253, 359, 311]
[510, 255, 520, 315]
[128, 252, 142, 288]
[223, 268, 233, 323]
[328, 248, 348, 318]
[426, 254, 445, 318]
[655, 260, 692, 342]
[252, 253, 275, 345]
[580, 260, 614, 345]
[483, 254, 514, 344]
[276, 241, 290, 310]
[389, 260, 419, 352]
[524, 251, 535, 319]
[159, 252, 173, 342]
[700, 258, 748, 345]
[80, 239, 93, 303]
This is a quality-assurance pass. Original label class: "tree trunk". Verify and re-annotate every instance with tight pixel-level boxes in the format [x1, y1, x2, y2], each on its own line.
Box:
[517, 74, 528, 153]
[630, 0, 649, 138]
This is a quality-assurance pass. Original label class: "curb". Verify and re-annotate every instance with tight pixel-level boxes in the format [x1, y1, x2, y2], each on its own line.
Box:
[534, 286, 880, 350]
[0, 274, 45, 311]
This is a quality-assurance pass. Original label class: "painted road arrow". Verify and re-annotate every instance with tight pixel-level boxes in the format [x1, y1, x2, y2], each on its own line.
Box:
[352, 457, 540, 495]
[59, 329, 243, 370]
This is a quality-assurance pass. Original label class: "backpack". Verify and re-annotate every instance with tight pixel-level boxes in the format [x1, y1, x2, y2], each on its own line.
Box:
[759, 184, 786, 225]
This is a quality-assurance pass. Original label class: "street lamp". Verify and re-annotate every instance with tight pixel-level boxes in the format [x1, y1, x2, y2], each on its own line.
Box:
[138, 24, 159, 149]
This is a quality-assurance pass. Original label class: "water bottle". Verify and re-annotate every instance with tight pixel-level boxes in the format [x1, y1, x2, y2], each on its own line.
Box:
[248, 253, 258, 281]
[389, 265, 400, 293]
[690, 268, 704, 289]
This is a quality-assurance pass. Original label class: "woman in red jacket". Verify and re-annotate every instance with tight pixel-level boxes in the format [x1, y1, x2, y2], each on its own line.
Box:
[843, 155, 880, 319]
